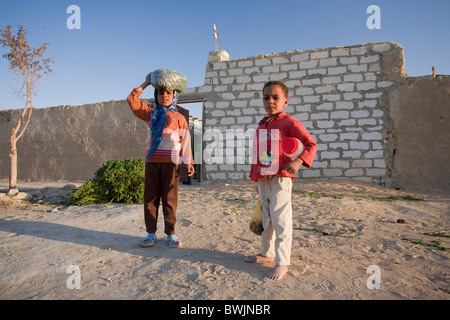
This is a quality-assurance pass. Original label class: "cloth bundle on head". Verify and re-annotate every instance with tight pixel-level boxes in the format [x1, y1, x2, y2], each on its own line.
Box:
[146, 68, 187, 159]
[150, 68, 187, 94]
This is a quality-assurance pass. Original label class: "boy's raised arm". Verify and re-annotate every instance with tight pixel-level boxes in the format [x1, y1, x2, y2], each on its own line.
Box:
[127, 74, 153, 122]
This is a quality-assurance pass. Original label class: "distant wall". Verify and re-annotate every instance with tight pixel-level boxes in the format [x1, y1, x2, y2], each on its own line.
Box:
[1, 41, 449, 190]
[0, 100, 147, 181]
[387, 76, 450, 190]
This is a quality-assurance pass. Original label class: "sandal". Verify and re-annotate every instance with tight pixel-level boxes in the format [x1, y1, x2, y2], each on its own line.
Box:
[168, 235, 181, 248]
[141, 233, 157, 247]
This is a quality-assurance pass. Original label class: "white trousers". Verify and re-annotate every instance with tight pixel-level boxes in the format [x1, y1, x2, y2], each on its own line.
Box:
[256, 175, 292, 266]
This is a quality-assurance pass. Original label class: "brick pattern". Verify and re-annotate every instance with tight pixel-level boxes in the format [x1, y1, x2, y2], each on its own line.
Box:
[188, 42, 401, 184]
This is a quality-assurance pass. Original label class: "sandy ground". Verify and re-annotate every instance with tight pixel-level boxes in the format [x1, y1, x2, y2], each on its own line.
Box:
[0, 178, 449, 300]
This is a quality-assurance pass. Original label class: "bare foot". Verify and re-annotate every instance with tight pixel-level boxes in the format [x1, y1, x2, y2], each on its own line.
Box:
[266, 265, 289, 281]
[245, 254, 275, 263]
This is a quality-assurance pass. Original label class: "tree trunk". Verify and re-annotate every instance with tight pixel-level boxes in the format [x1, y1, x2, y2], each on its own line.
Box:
[8, 128, 18, 194]
[8, 91, 33, 195]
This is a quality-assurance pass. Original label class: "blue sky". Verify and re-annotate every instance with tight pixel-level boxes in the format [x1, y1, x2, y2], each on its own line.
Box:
[1, 0, 449, 119]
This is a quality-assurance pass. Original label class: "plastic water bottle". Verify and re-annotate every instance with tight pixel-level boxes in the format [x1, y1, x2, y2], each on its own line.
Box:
[282, 137, 304, 160]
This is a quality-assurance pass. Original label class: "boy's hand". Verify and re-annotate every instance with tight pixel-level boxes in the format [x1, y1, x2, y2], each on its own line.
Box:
[145, 73, 151, 85]
[185, 164, 195, 177]
[284, 157, 303, 175]
[139, 73, 151, 90]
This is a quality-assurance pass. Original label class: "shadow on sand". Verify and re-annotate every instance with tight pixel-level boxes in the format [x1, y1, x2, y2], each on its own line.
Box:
[0, 219, 263, 277]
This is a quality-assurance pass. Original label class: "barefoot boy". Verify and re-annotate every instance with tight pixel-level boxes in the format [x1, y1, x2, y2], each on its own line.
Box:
[247, 81, 317, 281]
[127, 71, 194, 248]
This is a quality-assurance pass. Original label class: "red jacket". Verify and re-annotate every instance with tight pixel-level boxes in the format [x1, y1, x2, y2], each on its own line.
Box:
[249, 112, 317, 182]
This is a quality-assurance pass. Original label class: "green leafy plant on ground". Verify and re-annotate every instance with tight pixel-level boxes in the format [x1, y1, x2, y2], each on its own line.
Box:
[66, 159, 145, 205]
[402, 238, 449, 251]
[370, 195, 425, 202]
[424, 231, 449, 238]
[402, 230, 450, 251]
[308, 192, 344, 199]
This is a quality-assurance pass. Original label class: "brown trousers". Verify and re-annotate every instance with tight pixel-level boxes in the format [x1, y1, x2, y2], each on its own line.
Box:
[144, 162, 179, 236]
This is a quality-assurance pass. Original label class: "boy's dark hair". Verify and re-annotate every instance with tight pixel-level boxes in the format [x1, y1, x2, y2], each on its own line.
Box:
[263, 81, 289, 97]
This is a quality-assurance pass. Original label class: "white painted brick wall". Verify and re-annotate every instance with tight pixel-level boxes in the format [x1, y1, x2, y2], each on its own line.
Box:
[201, 42, 400, 185]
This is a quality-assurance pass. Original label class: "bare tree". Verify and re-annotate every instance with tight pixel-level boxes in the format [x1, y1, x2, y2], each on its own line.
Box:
[0, 25, 53, 194]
